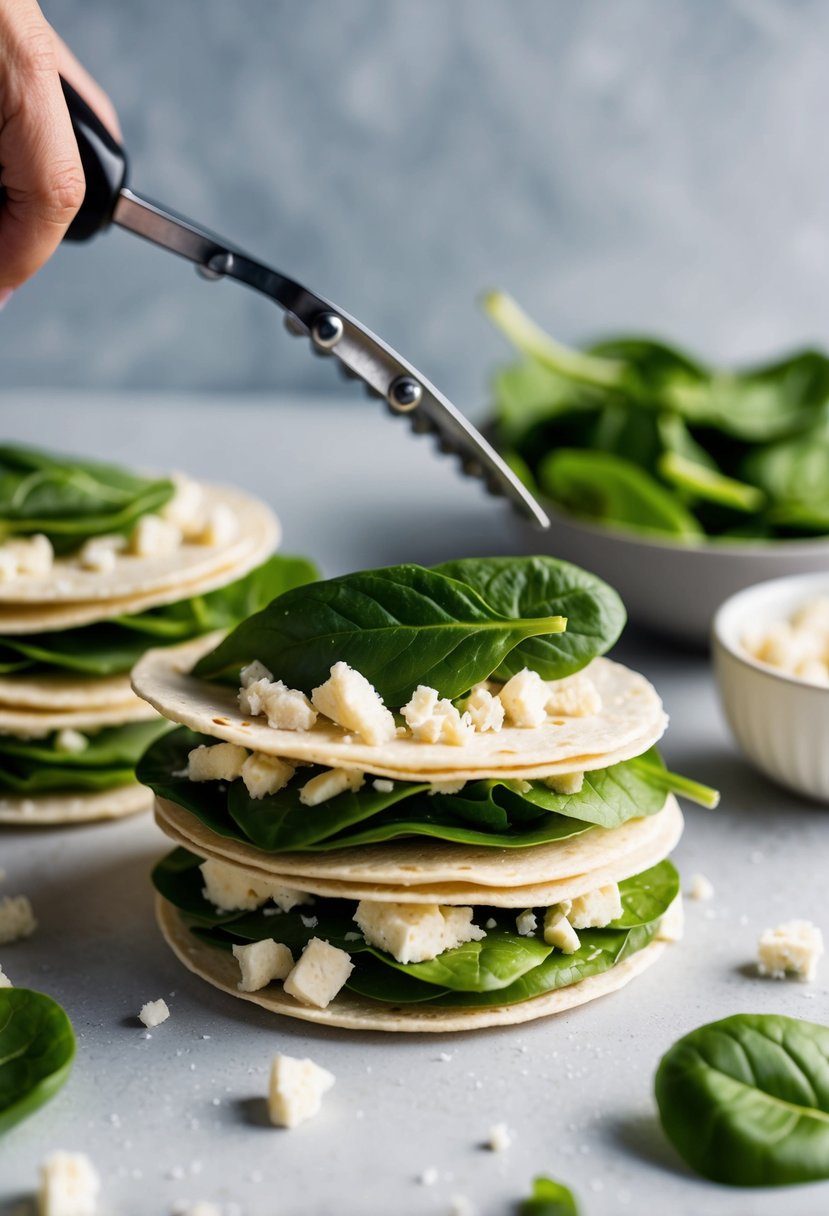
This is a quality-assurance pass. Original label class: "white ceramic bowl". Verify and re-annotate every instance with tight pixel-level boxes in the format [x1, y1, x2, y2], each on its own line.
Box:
[712, 572, 829, 803]
[515, 503, 829, 647]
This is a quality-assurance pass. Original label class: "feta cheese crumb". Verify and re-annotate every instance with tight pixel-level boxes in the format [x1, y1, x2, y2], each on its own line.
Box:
[743, 598, 829, 685]
[428, 779, 466, 795]
[545, 671, 602, 716]
[267, 1054, 335, 1128]
[129, 513, 182, 557]
[55, 729, 88, 754]
[0, 535, 55, 581]
[485, 918, 497, 930]
[311, 662, 396, 745]
[544, 771, 584, 795]
[464, 686, 505, 733]
[486, 1122, 513, 1151]
[418, 1167, 439, 1186]
[199, 858, 311, 913]
[161, 472, 206, 537]
[78, 534, 125, 573]
[232, 939, 294, 992]
[187, 742, 248, 783]
[0, 964, 12, 987]
[515, 909, 538, 937]
[449, 1197, 477, 1216]
[196, 503, 237, 547]
[240, 753, 295, 799]
[282, 938, 354, 1008]
[401, 685, 474, 746]
[139, 998, 170, 1028]
[758, 920, 824, 982]
[259, 681, 318, 732]
[656, 895, 684, 943]
[0, 894, 37, 944]
[569, 884, 622, 929]
[372, 778, 394, 793]
[38, 1150, 100, 1216]
[543, 905, 580, 954]
[354, 901, 485, 964]
[687, 873, 715, 901]
[299, 768, 364, 806]
[240, 659, 273, 687]
[497, 668, 548, 727]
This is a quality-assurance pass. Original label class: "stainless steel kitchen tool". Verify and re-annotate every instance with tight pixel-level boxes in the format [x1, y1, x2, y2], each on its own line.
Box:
[52, 79, 549, 527]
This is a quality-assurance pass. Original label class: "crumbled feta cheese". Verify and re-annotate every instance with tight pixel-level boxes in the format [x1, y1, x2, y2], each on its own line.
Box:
[486, 1122, 513, 1151]
[199, 858, 311, 914]
[261, 682, 317, 732]
[300, 915, 319, 929]
[196, 503, 237, 547]
[497, 669, 548, 727]
[0, 964, 11, 987]
[55, 729, 88, 754]
[687, 873, 715, 902]
[187, 742, 248, 783]
[353, 901, 485, 964]
[372, 778, 394, 793]
[545, 671, 602, 716]
[0, 548, 18, 582]
[299, 768, 364, 806]
[0, 894, 37, 944]
[161, 473, 206, 537]
[267, 1054, 335, 1128]
[232, 939, 294, 992]
[758, 920, 824, 982]
[282, 938, 354, 1008]
[544, 771, 584, 795]
[240, 753, 295, 799]
[311, 662, 396, 745]
[449, 1197, 477, 1216]
[419, 1167, 439, 1186]
[0, 535, 54, 581]
[401, 685, 474, 746]
[428, 779, 467, 796]
[77, 534, 125, 573]
[569, 884, 622, 930]
[656, 895, 684, 943]
[485, 918, 497, 930]
[515, 910, 538, 937]
[129, 513, 182, 557]
[38, 1150, 100, 1216]
[743, 598, 829, 685]
[543, 905, 580, 954]
[240, 659, 273, 688]
[237, 677, 271, 717]
[344, 931, 363, 942]
[138, 998, 170, 1028]
[464, 687, 505, 733]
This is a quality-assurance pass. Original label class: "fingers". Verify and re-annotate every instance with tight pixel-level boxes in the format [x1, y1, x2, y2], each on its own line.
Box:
[54, 33, 121, 141]
[0, 0, 85, 289]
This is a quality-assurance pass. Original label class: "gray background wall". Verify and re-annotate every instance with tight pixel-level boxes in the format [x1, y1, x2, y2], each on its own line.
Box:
[3, 0, 827, 415]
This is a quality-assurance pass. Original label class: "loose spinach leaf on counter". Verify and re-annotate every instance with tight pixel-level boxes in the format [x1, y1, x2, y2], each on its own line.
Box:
[484, 291, 829, 541]
[0, 989, 75, 1135]
[519, 1176, 580, 1216]
[655, 1013, 829, 1187]
[0, 720, 171, 793]
[0, 445, 174, 552]
[192, 563, 568, 703]
[0, 555, 319, 678]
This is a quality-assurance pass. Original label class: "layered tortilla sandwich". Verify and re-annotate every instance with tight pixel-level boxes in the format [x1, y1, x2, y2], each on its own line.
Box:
[0, 444, 315, 824]
[133, 556, 717, 1031]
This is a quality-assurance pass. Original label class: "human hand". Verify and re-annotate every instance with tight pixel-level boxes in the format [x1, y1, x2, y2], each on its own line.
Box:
[0, 0, 120, 298]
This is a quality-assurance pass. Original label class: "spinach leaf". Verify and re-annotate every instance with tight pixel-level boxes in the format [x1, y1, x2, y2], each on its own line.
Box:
[375, 930, 553, 993]
[0, 988, 75, 1134]
[0, 720, 170, 794]
[655, 1013, 829, 1187]
[192, 564, 566, 704]
[611, 859, 679, 927]
[432, 556, 625, 680]
[0, 445, 174, 552]
[0, 555, 319, 677]
[519, 1176, 580, 1216]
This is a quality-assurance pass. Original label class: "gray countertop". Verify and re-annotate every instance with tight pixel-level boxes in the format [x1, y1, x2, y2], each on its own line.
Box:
[0, 393, 827, 1216]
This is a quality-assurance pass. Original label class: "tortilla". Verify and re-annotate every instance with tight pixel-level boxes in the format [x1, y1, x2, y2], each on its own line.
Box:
[156, 894, 668, 1032]
[0, 696, 157, 739]
[0, 484, 279, 608]
[0, 781, 153, 825]
[0, 671, 135, 710]
[132, 642, 668, 782]
[153, 795, 683, 904]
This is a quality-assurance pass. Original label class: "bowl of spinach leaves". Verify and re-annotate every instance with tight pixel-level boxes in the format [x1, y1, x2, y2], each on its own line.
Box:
[485, 292, 829, 645]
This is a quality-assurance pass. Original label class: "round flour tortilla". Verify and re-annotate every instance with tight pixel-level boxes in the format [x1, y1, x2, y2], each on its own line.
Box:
[132, 641, 668, 781]
[153, 795, 683, 904]
[0, 782, 153, 825]
[0, 696, 157, 739]
[0, 484, 279, 609]
[0, 671, 135, 710]
[156, 894, 668, 1032]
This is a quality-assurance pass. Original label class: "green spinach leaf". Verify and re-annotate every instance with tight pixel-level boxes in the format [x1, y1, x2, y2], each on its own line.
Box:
[0, 988, 75, 1134]
[655, 1013, 829, 1187]
[519, 1176, 580, 1216]
[0, 720, 170, 794]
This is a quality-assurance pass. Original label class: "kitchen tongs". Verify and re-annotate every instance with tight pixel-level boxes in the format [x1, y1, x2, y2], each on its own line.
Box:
[57, 80, 549, 527]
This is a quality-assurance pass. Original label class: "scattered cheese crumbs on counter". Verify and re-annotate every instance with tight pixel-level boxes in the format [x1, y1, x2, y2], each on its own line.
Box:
[418, 1167, 439, 1186]
[498, 668, 548, 727]
[687, 873, 715, 901]
[0, 964, 11, 987]
[268, 1054, 335, 1128]
[38, 1150, 100, 1216]
[282, 938, 354, 1008]
[758, 920, 824, 982]
[200, 858, 311, 914]
[354, 901, 485, 964]
[486, 1122, 513, 1151]
[0, 894, 37, 944]
[543, 905, 580, 954]
[449, 1196, 477, 1216]
[240, 752, 294, 799]
[743, 596, 829, 685]
[515, 910, 538, 937]
[311, 661, 396, 745]
[232, 939, 294, 992]
[187, 743, 248, 783]
[139, 999, 170, 1028]
[130, 513, 182, 558]
[544, 771, 584, 795]
[55, 729, 88, 754]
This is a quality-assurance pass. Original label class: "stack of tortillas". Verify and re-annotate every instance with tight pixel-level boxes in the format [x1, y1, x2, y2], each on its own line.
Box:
[134, 627, 690, 1033]
[0, 483, 279, 826]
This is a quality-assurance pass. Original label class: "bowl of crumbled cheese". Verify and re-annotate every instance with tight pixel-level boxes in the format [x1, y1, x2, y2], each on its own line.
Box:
[713, 574, 829, 801]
